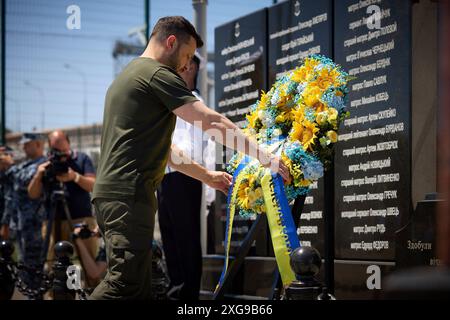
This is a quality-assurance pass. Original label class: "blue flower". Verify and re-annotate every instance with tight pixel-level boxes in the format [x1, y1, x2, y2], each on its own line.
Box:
[321, 90, 345, 113]
[304, 107, 316, 122]
[271, 89, 280, 105]
[285, 185, 310, 201]
[296, 83, 306, 95]
[239, 209, 256, 219]
[226, 153, 242, 174]
[302, 159, 324, 180]
[309, 54, 335, 67]
[286, 81, 298, 95]
[284, 141, 324, 180]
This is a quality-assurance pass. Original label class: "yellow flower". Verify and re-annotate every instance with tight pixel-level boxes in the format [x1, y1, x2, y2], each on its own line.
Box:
[248, 187, 263, 204]
[293, 61, 317, 82]
[328, 107, 338, 121]
[254, 187, 263, 198]
[248, 173, 256, 186]
[301, 120, 320, 150]
[299, 179, 312, 187]
[310, 68, 339, 91]
[326, 130, 338, 143]
[302, 86, 321, 107]
[248, 190, 258, 203]
[281, 153, 292, 167]
[276, 112, 289, 123]
[246, 111, 259, 129]
[289, 121, 304, 142]
[259, 91, 269, 108]
[281, 153, 301, 184]
[316, 112, 328, 126]
[292, 66, 308, 83]
[237, 182, 250, 209]
[291, 107, 305, 123]
[302, 58, 320, 79]
[277, 95, 289, 109]
[237, 177, 249, 193]
[255, 205, 265, 214]
[330, 68, 343, 87]
[313, 101, 328, 113]
[304, 58, 320, 70]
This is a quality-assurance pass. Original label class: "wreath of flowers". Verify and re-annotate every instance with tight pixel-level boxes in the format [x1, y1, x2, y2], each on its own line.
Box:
[227, 54, 351, 217]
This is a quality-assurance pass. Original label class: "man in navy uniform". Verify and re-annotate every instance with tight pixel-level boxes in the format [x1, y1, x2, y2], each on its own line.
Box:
[0, 133, 47, 293]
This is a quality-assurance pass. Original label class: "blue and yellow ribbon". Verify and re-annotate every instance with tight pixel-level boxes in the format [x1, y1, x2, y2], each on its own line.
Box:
[215, 156, 251, 293]
[215, 141, 301, 293]
[261, 170, 300, 286]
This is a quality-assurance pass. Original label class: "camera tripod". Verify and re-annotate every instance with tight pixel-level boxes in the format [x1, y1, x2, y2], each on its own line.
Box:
[41, 182, 75, 266]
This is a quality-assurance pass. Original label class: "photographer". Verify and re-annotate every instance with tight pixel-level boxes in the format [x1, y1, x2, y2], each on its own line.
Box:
[28, 130, 98, 266]
[72, 224, 170, 299]
[72, 224, 106, 288]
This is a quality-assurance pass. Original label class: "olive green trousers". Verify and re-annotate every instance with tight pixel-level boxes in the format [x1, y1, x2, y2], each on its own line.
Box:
[89, 193, 155, 300]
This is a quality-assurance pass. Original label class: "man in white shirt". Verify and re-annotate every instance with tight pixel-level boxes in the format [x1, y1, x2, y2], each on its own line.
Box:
[157, 53, 206, 300]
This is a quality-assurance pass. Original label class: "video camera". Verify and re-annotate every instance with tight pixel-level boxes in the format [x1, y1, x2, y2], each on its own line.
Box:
[42, 148, 70, 187]
[71, 223, 96, 240]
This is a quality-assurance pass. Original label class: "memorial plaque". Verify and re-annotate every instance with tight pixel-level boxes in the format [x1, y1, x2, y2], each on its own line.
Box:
[268, 0, 332, 255]
[215, 8, 268, 128]
[395, 199, 442, 269]
[334, 0, 412, 260]
[214, 9, 268, 255]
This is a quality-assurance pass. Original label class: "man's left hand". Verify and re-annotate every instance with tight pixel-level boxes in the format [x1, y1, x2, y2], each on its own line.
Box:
[56, 167, 77, 183]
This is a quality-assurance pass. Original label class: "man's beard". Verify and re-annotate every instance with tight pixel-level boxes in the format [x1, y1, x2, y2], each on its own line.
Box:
[166, 47, 182, 73]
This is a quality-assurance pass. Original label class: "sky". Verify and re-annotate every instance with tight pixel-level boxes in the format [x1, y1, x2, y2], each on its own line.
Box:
[5, 0, 275, 133]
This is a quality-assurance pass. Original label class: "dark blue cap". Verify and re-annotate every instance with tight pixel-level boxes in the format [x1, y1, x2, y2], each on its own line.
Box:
[19, 132, 46, 144]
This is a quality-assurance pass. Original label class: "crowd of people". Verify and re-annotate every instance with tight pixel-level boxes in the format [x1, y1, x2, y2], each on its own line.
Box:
[0, 15, 290, 300]
[0, 130, 99, 295]
[0, 40, 216, 301]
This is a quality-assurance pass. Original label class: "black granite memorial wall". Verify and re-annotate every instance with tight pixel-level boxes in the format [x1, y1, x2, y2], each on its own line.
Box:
[214, 8, 268, 256]
[334, 0, 412, 261]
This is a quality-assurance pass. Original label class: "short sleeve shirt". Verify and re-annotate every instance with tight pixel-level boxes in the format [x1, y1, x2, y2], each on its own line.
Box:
[93, 57, 198, 200]
[55, 151, 96, 220]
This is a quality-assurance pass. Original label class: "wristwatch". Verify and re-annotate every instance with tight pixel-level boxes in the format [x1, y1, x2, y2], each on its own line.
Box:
[74, 172, 81, 183]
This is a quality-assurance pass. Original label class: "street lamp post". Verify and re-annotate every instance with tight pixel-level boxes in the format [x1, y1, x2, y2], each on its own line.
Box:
[193, 0, 208, 101]
[24, 80, 45, 130]
[64, 63, 87, 125]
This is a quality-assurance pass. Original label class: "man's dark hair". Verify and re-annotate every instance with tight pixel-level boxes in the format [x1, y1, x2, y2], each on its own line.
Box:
[151, 16, 203, 48]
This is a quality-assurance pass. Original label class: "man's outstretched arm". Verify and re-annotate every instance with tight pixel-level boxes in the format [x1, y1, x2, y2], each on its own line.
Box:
[168, 144, 232, 194]
[173, 100, 291, 182]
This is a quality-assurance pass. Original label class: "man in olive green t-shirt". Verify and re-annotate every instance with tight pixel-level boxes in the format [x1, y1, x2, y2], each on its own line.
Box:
[90, 16, 290, 300]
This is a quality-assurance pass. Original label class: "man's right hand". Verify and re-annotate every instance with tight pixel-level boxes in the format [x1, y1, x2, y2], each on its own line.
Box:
[0, 224, 9, 240]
